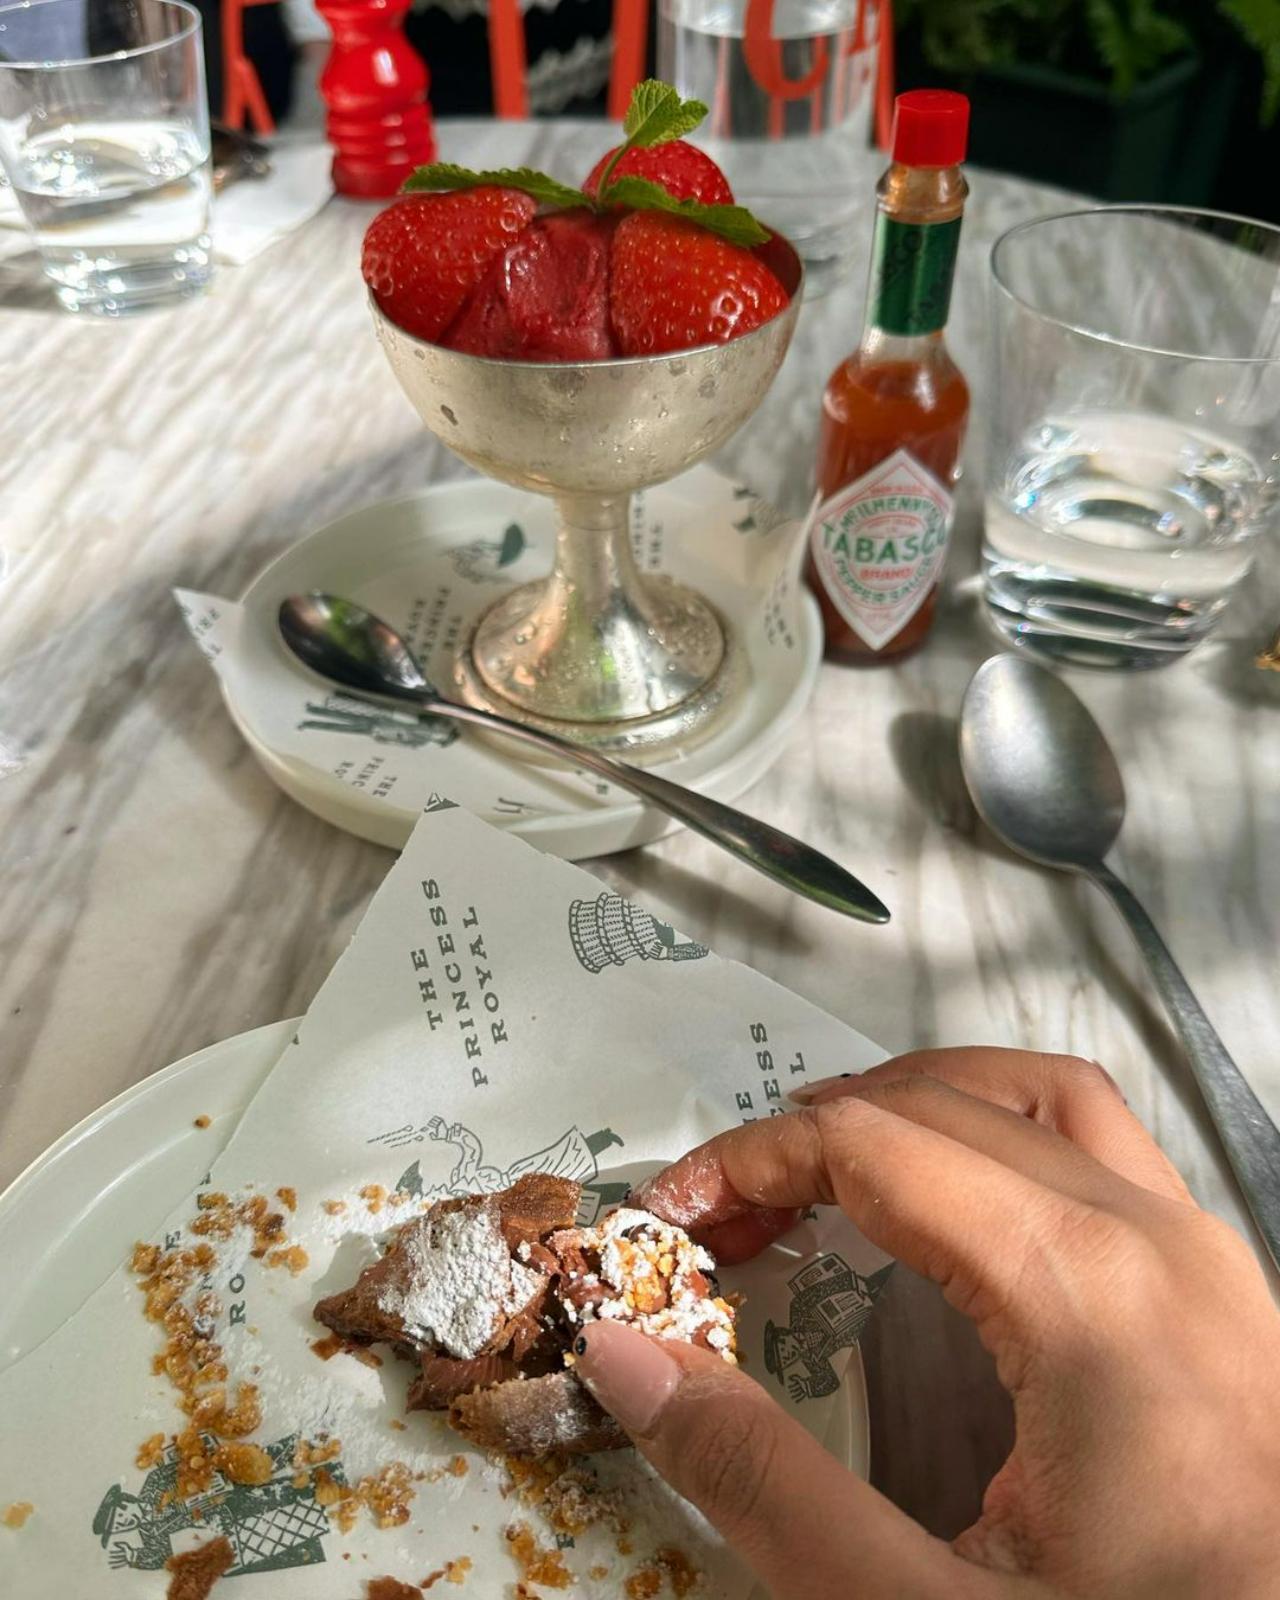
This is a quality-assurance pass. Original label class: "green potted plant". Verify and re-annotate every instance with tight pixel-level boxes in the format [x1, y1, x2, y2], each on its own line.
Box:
[894, 0, 1279, 204]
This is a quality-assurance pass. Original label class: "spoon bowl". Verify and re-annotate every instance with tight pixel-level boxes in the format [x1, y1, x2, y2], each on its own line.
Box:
[277, 592, 891, 925]
[958, 649, 1280, 1271]
[959, 653, 1125, 870]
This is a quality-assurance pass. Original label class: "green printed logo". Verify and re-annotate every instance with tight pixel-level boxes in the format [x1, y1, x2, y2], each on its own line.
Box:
[93, 1434, 342, 1575]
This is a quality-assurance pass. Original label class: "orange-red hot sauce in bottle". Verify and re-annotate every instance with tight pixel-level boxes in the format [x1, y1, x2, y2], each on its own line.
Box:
[807, 90, 971, 664]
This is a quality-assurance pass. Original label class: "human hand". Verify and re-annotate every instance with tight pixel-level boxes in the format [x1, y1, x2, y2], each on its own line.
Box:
[572, 1048, 1280, 1599]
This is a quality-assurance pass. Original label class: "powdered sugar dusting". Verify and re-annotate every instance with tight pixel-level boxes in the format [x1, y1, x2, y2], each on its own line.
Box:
[378, 1206, 544, 1358]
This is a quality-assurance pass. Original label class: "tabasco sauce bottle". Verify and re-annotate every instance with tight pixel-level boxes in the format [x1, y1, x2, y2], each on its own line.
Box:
[807, 90, 971, 663]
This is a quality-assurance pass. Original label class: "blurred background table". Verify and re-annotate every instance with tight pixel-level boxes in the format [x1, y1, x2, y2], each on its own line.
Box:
[1, 117, 1277, 1539]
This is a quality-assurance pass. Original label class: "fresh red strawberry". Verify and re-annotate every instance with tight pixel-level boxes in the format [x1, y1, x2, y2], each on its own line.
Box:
[446, 209, 616, 362]
[362, 187, 537, 343]
[583, 140, 734, 206]
[609, 213, 789, 356]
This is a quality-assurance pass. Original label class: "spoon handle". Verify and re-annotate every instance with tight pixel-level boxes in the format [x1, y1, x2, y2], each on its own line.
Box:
[1091, 862, 1280, 1270]
[426, 697, 889, 925]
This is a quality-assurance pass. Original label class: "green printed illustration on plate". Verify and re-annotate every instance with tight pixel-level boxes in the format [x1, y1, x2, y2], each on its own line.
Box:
[449, 521, 527, 583]
[297, 696, 459, 750]
[376, 1116, 629, 1225]
[569, 892, 709, 972]
[92, 1433, 344, 1575]
[764, 1255, 894, 1401]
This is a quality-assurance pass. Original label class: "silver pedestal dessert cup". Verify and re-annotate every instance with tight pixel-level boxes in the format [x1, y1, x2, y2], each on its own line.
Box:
[370, 232, 803, 757]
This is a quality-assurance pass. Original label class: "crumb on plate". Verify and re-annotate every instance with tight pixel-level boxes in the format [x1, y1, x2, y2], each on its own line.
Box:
[503, 1522, 572, 1590]
[420, 1556, 472, 1588]
[165, 1534, 234, 1600]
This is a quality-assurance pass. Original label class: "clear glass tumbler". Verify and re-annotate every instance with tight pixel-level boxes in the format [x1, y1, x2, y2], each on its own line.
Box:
[985, 207, 1280, 668]
[0, 0, 213, 315]
[658, 0, 880, 297]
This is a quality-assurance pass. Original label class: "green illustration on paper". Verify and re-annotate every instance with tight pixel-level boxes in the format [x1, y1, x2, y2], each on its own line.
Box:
[449, 522, 527, 583]
[764, 1255, 894, 1401]
[296, 696, 459, 749]
[377, 1116, 629, 1225]
[569, 892, 709, 972]
[92, 1432, 344, 1575]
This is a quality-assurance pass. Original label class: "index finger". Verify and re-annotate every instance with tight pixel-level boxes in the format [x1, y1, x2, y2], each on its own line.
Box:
[635, 1097, 1097, 1352]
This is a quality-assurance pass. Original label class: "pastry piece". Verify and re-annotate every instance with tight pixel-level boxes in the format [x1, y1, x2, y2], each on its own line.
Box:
[314, 1176, 576, 1357]
[315, 1176, 737, 1457]
[549, 1207, 737, 1358]
[450, 1370, 626, 1456]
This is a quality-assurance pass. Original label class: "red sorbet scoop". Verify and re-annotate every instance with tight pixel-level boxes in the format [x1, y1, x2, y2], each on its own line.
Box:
[445, 209, 617, 362]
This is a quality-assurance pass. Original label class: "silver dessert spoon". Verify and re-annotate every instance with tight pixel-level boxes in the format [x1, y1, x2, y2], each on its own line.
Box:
[960, 651, 1280, 1269]
[279, 593, 890, 926]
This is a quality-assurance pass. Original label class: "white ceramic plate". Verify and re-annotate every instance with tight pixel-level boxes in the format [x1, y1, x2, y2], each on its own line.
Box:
[222, 472, 822, 858]
[0, 1022, 868, 1483]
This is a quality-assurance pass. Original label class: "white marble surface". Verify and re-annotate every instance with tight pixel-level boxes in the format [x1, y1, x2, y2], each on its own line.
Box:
[2, 119, 1278, 1539]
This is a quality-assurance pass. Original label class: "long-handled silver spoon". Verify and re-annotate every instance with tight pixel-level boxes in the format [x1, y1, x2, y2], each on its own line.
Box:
[279, 593, 890, 925]
[960, 652, 1280, 1269]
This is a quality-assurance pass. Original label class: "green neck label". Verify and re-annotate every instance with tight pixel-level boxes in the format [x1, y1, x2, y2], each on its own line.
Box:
[868, 214, 961, 337]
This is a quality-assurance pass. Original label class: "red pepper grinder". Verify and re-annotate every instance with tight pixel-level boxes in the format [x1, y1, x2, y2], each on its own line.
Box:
[316, 0, 436, 199]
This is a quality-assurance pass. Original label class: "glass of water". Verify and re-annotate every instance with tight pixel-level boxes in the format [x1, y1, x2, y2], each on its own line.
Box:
[0, 0, 213, 315]
[658, 0, 880, 297]
[984, 207, 1280, 668]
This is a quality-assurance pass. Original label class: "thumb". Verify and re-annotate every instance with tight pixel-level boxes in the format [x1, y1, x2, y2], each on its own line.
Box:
[573, 1321, 962, 1600]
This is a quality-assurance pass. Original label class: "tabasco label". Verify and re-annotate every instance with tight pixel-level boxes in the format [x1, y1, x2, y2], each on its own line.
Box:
[809, 449, 954, 651]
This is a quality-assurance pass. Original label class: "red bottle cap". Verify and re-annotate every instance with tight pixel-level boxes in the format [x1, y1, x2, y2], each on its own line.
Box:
[892, 90, 969, 169]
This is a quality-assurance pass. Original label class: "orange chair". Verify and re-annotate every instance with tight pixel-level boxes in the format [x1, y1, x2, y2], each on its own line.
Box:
[222, 0, 277, 136]
[488, 0, 892, 137]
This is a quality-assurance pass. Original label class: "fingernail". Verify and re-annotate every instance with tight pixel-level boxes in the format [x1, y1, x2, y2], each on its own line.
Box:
[789, 1072, 853, 1105]
[573, 1321, 682, 1435]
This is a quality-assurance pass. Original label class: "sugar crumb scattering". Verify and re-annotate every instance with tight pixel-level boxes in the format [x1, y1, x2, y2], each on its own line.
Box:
[3, 1501, 34, 1530]
[127, 1189, 306, 1496]
[504, 1521, 573, 1589]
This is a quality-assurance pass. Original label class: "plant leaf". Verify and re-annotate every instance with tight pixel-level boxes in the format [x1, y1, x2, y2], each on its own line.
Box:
[621, 78, 709, 146]
[604, 176, 770, 246]
[1219, 0, 1280, 124]
[402, 163, 591, 209]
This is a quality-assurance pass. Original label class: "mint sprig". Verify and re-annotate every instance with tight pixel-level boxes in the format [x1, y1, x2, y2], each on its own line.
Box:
[402, 163, 590, 210]
[595, 78, 709, 199]
[622, 78, 709, 147]
[602, 177, 769, 247]
[399, 81, 772, 251]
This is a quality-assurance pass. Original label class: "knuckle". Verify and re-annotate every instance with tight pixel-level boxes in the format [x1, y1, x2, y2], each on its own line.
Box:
[677, 1394, 778, 1531]
[1030, 1054, 1123, 1124]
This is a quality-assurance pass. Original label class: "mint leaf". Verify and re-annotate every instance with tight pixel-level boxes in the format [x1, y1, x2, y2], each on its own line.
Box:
[603, 176, 770, 247]
[621, 78, 708, 147]
[402, 163, 590, 210]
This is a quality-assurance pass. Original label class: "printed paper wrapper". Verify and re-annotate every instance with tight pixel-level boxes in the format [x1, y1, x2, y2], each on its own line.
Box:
[0, 805, 890, 1598]
[173, 467, 812, 842]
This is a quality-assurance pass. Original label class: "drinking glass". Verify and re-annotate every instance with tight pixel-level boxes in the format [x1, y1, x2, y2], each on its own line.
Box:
[658, 0, 879, 296]
[0, 0, 213, 315]
[985, 207, 1280, 668]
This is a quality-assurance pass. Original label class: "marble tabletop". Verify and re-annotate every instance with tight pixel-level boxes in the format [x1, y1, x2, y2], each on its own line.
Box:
[2, 117, 1277, 1543]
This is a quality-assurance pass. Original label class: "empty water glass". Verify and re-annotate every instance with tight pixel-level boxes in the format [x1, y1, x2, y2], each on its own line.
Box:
[658, 0, 881, 296]
[0, 0, 213, 315]
[985, 207, 1280, 668]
